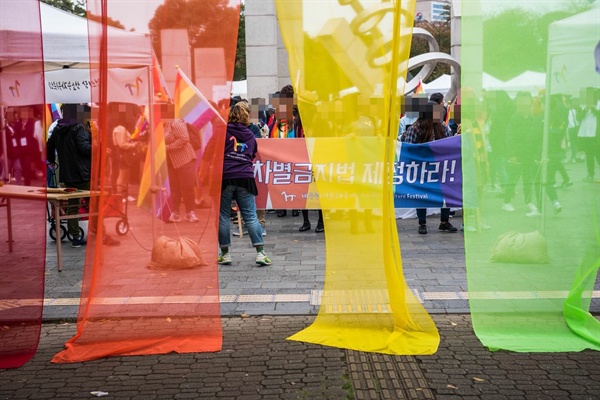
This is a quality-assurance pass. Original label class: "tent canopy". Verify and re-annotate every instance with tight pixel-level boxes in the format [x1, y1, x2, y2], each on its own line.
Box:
[482, 72, 505, 90]
[423, 74, 450, 96]
[547, 6, 600, 96]
[0, 1, 152, 71]
[501, 70, 546, 95]
[0, 2, 153, 105]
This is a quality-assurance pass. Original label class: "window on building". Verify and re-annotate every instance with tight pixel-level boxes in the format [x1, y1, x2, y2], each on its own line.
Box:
[431, 2, 448, 22]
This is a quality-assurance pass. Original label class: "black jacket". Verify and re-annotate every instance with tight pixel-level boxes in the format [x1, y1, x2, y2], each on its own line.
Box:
[46, 120, 92, 184]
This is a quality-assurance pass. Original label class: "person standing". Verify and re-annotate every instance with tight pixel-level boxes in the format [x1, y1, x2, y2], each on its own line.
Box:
[403, 101, 457, 234]
[504, 92, 562, 216]
[14, 107, 37, 186]
[577, 87, 599, 182]
[46, 104, 120, 247]
[163, 110, 199, 223]
[4, 110, 23, 184]
[109, 102, 141, 202]
[218, 102, 271, 266]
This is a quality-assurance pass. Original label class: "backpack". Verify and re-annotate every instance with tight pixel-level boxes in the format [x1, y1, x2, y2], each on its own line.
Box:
[186, 122, 202, 150]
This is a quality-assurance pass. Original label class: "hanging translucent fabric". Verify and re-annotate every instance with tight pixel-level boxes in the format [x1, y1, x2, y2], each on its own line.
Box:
[274, 0, 439, 354]
[0, 0, 47, 369]
[52, 0, 241, 362]
[462, 0, 600, 352]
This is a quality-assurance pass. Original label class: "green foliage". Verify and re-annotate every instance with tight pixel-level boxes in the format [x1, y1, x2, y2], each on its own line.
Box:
[148, 0, 241, 80]
[409, 21, 451, 82]
[41, 0, 125, 30]
[234, 3, 246, 81]
[341, 371, 354, 400]
[41, 0, 86, 17]
[482, 5, 594, 80]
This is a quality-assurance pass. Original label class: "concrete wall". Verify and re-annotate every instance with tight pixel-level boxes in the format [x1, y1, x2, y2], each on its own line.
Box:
[245, 1, 460, 101]
[245, 0, 290, 102]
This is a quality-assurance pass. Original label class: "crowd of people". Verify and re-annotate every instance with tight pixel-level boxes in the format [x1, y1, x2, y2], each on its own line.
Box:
[2, 82, 597, 261]
[399, 86, 599, 234]
[481, 87, 598, 218]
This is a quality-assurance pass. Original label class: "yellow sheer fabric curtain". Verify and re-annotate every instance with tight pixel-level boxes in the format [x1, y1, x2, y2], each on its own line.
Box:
[276, 0, 439, 354]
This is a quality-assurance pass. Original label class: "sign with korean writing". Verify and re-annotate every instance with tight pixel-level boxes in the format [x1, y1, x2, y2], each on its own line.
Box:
[254, 137, 462, 209]
[394, 135, 462, 208]
[44, 67, 148, 104]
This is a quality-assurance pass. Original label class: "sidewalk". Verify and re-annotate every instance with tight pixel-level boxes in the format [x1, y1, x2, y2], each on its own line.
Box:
[0, 209, 594, 399]
[1, 315, 598, 399]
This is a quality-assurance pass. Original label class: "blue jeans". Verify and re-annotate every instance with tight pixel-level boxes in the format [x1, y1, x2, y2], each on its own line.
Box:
[219, 184, 263, 248]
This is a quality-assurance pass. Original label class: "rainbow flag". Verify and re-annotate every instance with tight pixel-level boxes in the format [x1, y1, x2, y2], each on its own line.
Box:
[130, 112, 148, 140]
[49, 103, 62, 120]
[174, 68, 223, 129]
[136, 105, 171, 222]
[444, 100, 452, 126]
[414, 77, 425, 95]
[152, 51, 171, 103]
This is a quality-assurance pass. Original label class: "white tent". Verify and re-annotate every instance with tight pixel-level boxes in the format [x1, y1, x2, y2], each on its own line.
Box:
[0, 1, 154, 177]
[482, 72, 505, 91]
[0, 1, 153, 106]
[547, 7, 600, 97]
[501, 71, 546, 95]
[423, 74, 450, 96]
[231, 80, 248, 98]
[0, 1, 152, 71]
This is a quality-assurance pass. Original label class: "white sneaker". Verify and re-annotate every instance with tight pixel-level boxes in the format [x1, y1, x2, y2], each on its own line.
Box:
[186, 211, 199, 222]
[232, 227, 247, 236]
[218, 252, 232, 265]
[127, 196, 136, 202]
[168, 212, 181, 222]
[526, 203, 541, 217]
[501, 203, 515, 212]
[255, 250, 271, 266]
[261, 225, 267, 236]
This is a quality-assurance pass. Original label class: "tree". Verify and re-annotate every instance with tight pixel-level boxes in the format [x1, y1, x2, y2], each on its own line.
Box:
[41, 0, 86, 17]
[482, 6, 590, 80]
[41, 0, 126, 30]
[148, 0, 241, 81]
[409, 20, 451, 82]
[234, 3, 246, 81]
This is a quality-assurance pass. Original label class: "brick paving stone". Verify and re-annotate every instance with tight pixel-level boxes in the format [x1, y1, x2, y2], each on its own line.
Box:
[3, 207, 600, 399]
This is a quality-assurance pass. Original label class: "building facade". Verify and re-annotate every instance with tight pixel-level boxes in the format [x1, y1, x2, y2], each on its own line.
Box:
[245, 0, 459, 101]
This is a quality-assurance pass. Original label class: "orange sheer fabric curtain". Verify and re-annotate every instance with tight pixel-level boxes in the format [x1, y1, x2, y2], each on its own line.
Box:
[0, 0, 47, 369]
[52, 0, 240, 363]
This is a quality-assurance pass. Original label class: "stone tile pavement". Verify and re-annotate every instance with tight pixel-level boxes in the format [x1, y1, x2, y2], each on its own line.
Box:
[1, 315, 598, 399]
[3, 205, 599, 399]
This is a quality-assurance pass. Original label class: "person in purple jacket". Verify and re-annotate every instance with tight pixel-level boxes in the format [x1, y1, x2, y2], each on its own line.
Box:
[218, 102, 271, 266]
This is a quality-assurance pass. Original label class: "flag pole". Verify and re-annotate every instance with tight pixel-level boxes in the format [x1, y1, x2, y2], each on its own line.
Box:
[147, 66, 156, 243]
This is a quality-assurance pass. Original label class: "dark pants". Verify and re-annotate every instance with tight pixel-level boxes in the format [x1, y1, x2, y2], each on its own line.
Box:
[579, 137, 600, 177]
[417, 208, 450, 225]
[302, 209, 323, 225]
[64, 181, 90, 238]
[166, 158, 196, 214]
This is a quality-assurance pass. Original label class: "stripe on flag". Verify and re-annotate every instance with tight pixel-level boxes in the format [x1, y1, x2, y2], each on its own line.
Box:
[174, 68, 224, 130]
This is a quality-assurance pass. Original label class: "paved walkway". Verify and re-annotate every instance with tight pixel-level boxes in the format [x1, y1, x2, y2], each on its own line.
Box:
[1, 315, 599, 399]
[42, 210, 473, 320]
[0, 208, 593, 399]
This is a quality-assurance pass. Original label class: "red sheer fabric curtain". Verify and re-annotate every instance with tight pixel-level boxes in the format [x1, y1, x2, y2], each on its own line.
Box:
[52, 0, 240, 363]
[0, 0, 47, 369]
